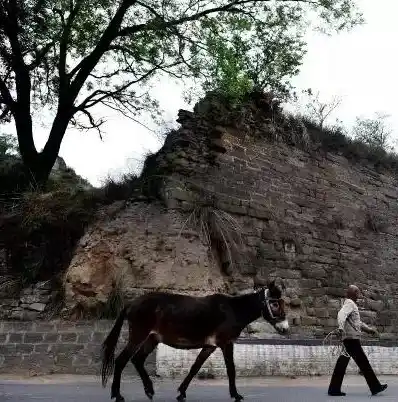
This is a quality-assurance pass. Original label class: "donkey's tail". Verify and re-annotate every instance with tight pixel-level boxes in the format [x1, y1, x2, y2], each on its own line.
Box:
[101, 306, 127, 387]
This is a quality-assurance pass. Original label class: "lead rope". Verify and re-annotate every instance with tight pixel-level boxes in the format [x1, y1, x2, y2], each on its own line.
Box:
[323, 329, 350, 358]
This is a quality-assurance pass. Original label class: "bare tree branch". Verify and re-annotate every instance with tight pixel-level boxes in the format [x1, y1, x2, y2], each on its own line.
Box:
[101, 98, 157, 133]
[75, 58, 181, 112]
[71, 109, 106, 140]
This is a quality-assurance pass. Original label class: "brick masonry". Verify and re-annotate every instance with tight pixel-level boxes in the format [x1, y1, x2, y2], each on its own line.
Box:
[1, 320, 398, 378]
[0, 320, 155, 376]
[156, 101, 398, 339]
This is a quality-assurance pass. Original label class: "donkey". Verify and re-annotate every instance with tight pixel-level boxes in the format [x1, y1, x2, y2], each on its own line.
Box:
[101, 279, 289, 402]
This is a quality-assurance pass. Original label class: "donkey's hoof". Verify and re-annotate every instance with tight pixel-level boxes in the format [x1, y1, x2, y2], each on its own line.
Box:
[176, 392, 186, 401]
[233, 394, 244, 401]
[145, 390, 154, 400]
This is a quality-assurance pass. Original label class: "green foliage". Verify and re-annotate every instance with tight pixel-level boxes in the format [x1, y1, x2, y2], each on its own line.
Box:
[186, 1, 363, 102]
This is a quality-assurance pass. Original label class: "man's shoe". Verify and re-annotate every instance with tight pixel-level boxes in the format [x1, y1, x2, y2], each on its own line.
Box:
[328, 390, 346, 396]
[372, 384, 388, 395]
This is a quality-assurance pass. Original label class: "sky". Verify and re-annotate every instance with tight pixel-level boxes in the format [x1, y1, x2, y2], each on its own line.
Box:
[31, 0, 398, 186]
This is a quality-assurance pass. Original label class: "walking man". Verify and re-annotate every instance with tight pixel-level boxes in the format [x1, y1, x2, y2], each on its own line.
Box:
[328, 284, 388, 396]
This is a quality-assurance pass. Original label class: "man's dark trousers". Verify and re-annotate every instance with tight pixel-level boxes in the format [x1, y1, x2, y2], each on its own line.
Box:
[329, 338, 382, 393]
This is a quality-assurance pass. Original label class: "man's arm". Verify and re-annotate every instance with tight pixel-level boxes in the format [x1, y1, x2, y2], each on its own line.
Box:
[337, 300, 354, 330]
[360, 321, 374, 333]
[361, 321, 378, 335]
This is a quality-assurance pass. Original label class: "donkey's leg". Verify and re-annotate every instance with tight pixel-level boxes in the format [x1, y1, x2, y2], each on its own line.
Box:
[131, 334, 158, 400]
[176, 346, 216, 402]
[221, 342, 243, 401]
[111, 336, 148, 402]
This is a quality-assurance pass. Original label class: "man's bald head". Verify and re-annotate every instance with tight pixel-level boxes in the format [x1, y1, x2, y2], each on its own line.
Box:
[347, 285, 360, 301]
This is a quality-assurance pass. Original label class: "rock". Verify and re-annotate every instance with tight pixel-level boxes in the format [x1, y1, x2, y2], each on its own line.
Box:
[28, 303, 47, 312]
[290, 298, 302, 307]
[328, 299, 342, 309]
[366, 300, 384, 312]
[10, 309, 39, 320]
[22, 287, 34, 296]
[301, 316, 318, 326]
[293, 317, 301, 326]
[34, 280, 52, 291]
[64, 204, 225, 311]
[20, 295, 40, 304]
[314, 308, 329, 318]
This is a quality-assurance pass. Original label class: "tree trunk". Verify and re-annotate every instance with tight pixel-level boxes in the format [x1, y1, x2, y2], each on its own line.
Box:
[16, 110, 71, 189]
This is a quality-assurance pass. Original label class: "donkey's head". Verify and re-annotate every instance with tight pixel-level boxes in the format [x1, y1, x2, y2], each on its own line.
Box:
[257, 279, 289, 335]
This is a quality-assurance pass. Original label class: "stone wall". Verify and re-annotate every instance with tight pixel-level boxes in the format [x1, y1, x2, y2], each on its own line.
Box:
[1, 320, 398, 378]
[159, 102, 398, 339]
[0, 281, 55, 320]
[0, 320, 155, 375]
[63, 92, 398, 339]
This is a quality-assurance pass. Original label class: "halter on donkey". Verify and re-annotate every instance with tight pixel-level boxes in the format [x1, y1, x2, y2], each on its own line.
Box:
[101, 279, 289, 402]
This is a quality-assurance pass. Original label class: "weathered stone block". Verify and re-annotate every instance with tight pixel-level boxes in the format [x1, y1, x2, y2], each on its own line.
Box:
[301, 316, 318, 326]
[44, 333, 59, 342]
[50, 344, 85, 355]
[366, 300, 384, 312]
[59, 333, 77, 343]
[24, 333, 44, 343]
[306, 308, 315, 316]
[290, 298, 302, 307]
[300, 279, 319, 288]
[34, 344, 51, 353]
[328, 299, 342, 310]
[77, 334, 91, 343]
[28, 303, 47, 312]
[300, 263, 326, 279]
[314, 308, 329, 319]
[8, 333, 24, 343]
[292, 317, 301, 326]
[324, 287, 346, 298]
[276, 269, 301, 280]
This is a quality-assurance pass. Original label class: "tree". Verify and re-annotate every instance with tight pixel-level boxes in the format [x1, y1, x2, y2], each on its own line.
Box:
[302, 89, 342, 129]
[352, 113, 393, 151]
[0, 0, 363, 185]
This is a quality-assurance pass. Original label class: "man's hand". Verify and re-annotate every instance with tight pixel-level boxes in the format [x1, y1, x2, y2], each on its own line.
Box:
[337, 328, 344, 338]
[370, 327, 380, 337]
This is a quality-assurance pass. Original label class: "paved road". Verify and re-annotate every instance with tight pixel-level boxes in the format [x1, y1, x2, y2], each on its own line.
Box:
[1, 375, 396, 401]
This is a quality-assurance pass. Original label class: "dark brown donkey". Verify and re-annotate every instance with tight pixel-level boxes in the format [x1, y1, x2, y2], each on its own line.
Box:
[101, 280, 289, 402]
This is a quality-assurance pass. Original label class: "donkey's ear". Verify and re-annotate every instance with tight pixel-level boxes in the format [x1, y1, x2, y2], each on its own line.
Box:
[280, 280, 286, 290]
[267, 279, 276, 289]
